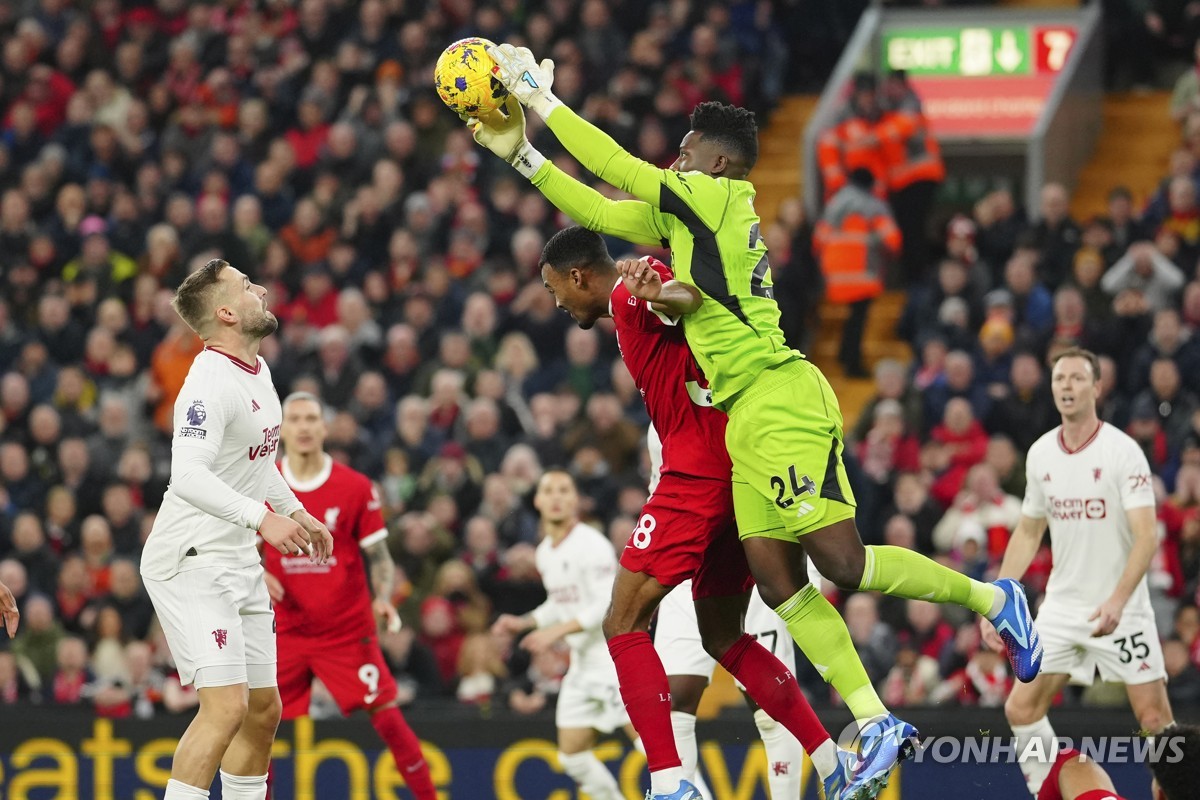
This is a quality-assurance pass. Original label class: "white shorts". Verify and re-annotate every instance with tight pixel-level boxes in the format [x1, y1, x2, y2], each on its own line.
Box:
[145, 565, 277, 689]
[556, 660, 628, 734]
[655, 580, 795, 687]
[1036, 603, 1166, 686]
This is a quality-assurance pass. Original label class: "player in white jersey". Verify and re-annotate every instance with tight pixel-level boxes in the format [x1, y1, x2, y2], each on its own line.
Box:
[141, 259, 333, 800]
[492, 470, 639, 800]
[644, 423, 812, 799]
[982, 347, 1174, 798]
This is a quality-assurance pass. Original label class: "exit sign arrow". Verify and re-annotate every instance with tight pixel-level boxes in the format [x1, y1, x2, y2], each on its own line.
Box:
[996, 30, 1023, 72]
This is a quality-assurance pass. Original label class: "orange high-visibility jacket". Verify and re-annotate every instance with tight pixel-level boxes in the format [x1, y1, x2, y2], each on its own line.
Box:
[877, 97, 945, 193]
[817, 111, 887, 201]
[814, 183, 902, 304]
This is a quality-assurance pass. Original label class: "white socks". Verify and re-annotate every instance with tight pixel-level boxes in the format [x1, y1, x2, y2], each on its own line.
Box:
[558, 751, 622, 800]
[164, 779, 210, 799]
[218, 770, 268, 800]
[1012, 716, 1058, 796]
[755, 708, 810, 792]
[670, 710, 713, 798]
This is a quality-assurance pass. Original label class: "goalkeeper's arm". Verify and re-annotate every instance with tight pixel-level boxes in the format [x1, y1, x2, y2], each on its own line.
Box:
[540, 104, 667, 207]
[470, 97, 666, 246]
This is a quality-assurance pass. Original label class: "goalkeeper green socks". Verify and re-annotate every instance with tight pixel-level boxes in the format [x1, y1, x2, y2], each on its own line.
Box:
[859, 545, 1000, 616]
[774, 584, 888, 724]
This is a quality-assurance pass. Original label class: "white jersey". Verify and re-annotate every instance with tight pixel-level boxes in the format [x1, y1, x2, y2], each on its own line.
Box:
[1022, 422, 1156, 614]
[142, 348, 303, 580]
[532, 522, 618, 674]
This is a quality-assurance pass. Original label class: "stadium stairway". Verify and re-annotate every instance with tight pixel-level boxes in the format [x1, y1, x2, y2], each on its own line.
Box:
[1070, 91, 1177, 218]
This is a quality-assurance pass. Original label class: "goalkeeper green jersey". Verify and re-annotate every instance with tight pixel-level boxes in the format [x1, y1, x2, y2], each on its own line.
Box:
[530, 106, 799, 408]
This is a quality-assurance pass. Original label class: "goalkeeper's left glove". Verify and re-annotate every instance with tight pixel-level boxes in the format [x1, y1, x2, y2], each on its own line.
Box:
[487, 44, 562, 119]
[464, 96, 546, 179]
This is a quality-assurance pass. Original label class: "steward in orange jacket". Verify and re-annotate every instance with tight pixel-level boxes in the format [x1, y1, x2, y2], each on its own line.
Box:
[817, 72, 887, 201]
[879, 69, 944, 284]
[814, 168, 902, 377]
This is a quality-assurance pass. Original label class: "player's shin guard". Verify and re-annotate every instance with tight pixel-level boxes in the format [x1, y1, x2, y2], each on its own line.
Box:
[774, 585, 888, 724]
[755, 708, 805, 799]
[670, 711, 713, 800]
[607, 631, 684, 791]
[1013, 716, 1059, 797]
[218, 771, 268, 800]
[557, 751, 623, 800]
[859, 545, 998, 616]
[164, 779, 210, 799]
[371, 706, 437, 800]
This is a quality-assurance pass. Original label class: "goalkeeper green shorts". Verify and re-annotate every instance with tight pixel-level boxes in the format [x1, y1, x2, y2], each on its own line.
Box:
[726, 358, 857, 541]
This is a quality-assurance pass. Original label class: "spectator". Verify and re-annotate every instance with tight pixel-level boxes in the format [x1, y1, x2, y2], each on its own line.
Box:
[1102, 240, 1186, 312]
[844, 592, 895, 687]
[1026, 182, 1081, 290]
[985, 353, 1057, 451]
[1128, 308, 1200, 396]
[11, 594, 64, 687]
[928, 397, 990, 508]
[932, 464, 1023, 561]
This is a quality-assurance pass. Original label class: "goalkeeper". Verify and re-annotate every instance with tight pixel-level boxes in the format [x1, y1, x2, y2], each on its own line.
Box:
[473, 44, 1043, 795]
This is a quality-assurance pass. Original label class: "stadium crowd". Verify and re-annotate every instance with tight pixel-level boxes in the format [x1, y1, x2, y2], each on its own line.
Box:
[1, 0, 1200, 730]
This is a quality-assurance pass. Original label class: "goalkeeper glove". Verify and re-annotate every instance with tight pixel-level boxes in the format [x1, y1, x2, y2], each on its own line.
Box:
[486, 44, 562, 119]
[465, 95, 546, 179]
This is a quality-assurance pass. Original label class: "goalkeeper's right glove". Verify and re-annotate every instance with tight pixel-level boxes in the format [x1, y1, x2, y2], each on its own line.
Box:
[486, 44, 562, 120]
[465, 95, 545, 179]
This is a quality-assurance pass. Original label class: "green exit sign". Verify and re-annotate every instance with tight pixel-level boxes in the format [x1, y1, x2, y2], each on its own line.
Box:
[883, 26, 1032, 76]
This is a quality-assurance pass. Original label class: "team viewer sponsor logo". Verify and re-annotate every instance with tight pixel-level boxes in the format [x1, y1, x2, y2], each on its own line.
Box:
[1047, 496, 1106, 520]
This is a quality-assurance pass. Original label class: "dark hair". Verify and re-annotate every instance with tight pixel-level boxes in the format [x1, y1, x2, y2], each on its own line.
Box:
[1051, 346, 1101, 381]
[172, 258, 229, 335]
[1151, 724, 1200, 800]
[539, 226, 612, 275]
[689, 101, 758, 169]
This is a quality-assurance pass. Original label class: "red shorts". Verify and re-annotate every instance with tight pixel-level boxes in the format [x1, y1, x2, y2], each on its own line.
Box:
[276, 630, 397, 719]
[619, 475, 753, 599]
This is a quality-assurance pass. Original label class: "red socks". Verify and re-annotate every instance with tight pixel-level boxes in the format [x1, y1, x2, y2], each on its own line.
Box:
[608, 631, 681, 772]
[372, 706, 437, 800]
[718, 634, 831, 755]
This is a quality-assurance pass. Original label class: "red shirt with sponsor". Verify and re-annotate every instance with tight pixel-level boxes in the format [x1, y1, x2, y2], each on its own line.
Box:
[264, 455, 388, 638]
[610, 257, 730, 483]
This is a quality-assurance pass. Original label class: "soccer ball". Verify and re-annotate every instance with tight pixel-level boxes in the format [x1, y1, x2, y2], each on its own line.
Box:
[434, 37, 508, 118]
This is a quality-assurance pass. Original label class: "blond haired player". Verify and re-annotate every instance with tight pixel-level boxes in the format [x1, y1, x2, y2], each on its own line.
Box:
[141, 259, 333, 800]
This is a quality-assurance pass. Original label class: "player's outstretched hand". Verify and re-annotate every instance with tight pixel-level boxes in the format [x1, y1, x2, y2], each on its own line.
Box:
[261, 511, 314, 558]
[486, 44, 559, 118]
[264, 572, 286, 604]
[616, 258, 663, 302]
[374, 598, 402, 633]
[1089, 598, 1123, 637]
[0, 579, 19, 638]
[979, 617, 1005, 654]
[491, 613, 530, 637]
[291, 509, 334, 564]
[466, 95, 528, 163]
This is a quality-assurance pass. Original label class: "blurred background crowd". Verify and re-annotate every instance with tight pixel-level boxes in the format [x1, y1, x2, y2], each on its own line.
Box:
[3, 0, 1200, 727]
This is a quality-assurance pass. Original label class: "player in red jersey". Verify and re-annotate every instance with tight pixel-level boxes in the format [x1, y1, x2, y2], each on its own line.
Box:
[1034, 723, 1200, 800]
[538, 227, 878, 800]
[263, 392, 436, 800]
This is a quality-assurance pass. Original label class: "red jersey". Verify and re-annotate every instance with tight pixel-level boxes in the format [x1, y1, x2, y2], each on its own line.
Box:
[264, 456, 388, 638]
[611, 257, 730, 483]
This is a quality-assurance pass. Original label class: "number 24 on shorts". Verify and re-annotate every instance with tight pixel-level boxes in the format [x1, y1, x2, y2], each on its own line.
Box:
[770, 464, 817, 510]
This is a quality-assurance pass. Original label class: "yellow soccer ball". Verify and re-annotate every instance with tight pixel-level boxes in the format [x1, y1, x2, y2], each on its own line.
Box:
[434, 37, 508, 117]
